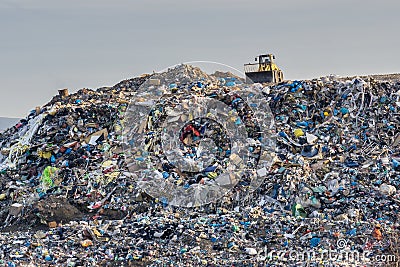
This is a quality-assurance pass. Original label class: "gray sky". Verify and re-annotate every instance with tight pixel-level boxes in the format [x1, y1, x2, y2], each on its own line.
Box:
[1, 0, 399, 118]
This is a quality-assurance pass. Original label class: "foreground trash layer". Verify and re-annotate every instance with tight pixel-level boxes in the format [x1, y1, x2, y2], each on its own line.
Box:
[0, 65, 399, 266]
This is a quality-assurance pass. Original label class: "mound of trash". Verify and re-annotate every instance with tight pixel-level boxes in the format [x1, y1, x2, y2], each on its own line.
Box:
[0, 64, 399, 266]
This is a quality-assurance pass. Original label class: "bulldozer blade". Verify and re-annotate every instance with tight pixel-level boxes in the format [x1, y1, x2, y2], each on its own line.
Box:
[245, 71, 274, 84]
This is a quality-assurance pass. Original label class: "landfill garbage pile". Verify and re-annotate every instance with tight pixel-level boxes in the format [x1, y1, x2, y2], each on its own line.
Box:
[0, 65, 399, 266]
[122, 66, 275, 208]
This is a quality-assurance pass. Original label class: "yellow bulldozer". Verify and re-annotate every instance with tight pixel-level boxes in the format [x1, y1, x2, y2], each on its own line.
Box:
[244, 54, 284, 84]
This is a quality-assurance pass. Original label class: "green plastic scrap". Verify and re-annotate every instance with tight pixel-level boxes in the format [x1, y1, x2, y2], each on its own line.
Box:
[292, 203, 307, 218]
[41, 166, 59, 188]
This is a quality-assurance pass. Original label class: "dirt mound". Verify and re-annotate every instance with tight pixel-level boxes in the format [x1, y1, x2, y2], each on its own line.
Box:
[35, 196, 83, 224]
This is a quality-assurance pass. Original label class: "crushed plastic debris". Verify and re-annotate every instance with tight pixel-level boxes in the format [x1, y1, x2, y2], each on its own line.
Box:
[0, 65, 399, 266]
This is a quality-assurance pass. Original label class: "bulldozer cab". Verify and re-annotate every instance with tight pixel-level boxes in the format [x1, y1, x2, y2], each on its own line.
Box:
[257, 54, 273, 64]
[245, 53, 284, 84]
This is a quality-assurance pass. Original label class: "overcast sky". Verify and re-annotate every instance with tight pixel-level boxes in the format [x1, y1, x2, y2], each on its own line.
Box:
[1, 0, 399, 118]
